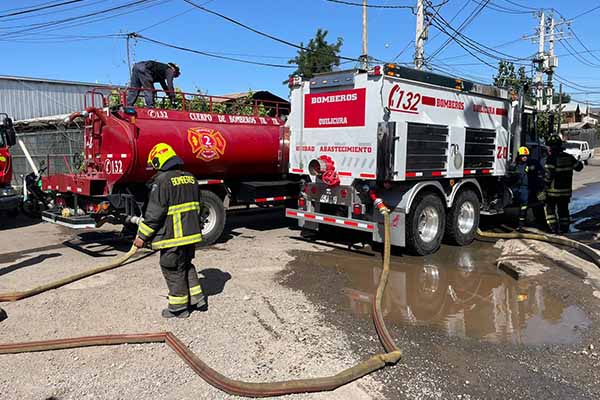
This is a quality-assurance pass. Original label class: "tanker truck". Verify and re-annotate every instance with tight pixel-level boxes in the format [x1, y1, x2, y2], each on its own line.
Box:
[286, 64, 536, 255]
[0, 114, 19, 217]
[41, 89, 300, 245]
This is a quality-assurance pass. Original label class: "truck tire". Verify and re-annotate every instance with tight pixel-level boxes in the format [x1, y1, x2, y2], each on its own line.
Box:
[197, 190, 226, 247]
[444, 190, 480, 246]
[405, 192, 445, 255]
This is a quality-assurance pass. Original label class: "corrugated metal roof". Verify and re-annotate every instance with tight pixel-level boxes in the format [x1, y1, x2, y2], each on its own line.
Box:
[0, 76, 117, 121]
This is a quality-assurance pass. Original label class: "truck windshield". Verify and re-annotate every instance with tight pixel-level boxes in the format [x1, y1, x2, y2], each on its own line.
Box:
[564, 142, 580, 149]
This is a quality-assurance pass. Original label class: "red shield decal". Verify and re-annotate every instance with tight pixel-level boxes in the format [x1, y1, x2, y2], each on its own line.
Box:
[187, 128, 227, 162]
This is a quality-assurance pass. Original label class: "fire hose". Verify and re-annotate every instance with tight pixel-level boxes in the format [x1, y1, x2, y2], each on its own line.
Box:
[476, 229, 600, 268]
[0, 208, 402, 397]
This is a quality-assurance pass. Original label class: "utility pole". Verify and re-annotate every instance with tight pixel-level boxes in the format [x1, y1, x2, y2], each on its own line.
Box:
[126, 34, 132, 82]
[360, 0, 369, 70]
[535, 10, 545, 111]
[414, 0, 425, 70]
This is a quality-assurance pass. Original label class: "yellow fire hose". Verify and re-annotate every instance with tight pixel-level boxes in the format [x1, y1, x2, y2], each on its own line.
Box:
[476, 229, 600, 268]
[0, 245, 139, 302]
[0, 211, 402, 397]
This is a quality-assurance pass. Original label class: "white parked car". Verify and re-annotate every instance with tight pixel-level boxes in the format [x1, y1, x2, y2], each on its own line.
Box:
[564, 140, 593, 164]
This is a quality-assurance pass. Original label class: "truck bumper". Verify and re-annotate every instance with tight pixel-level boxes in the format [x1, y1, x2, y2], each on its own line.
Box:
[285, 208, 376, 232]
[41, 209, 96, 229]
[0, 194, 20, 211]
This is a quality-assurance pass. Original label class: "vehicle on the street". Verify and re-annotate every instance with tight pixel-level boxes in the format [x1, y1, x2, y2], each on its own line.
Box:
[0, 114, 19, 217]
[40, 89, 300, 245]
[286, 64, 536, 255]
[564, 140, 592, 164]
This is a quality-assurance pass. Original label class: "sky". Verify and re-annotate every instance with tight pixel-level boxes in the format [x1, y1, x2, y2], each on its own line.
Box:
[2, 0, 600, 104]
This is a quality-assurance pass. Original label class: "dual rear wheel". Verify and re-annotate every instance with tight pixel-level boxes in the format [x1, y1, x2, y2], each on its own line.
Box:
[405, 190, 480, 255]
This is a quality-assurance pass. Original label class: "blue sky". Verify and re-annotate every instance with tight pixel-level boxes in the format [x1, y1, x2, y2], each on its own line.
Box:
[2, 0, 600, 103]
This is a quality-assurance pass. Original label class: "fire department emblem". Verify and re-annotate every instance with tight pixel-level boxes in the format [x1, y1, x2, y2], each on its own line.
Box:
[187, 127, 226, 162]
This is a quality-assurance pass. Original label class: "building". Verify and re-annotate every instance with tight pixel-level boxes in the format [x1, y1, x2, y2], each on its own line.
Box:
[0, 75, 115, 121]
[213, 91, 290, 117]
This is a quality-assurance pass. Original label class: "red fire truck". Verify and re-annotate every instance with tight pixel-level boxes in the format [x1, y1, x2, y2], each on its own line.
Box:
[40, 90, 300, 245]
[286, 64, 528, 255]
[0, 114, 19, 216]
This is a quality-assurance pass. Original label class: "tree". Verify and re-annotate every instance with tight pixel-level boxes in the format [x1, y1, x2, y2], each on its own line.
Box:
[492, 61, 533, 105]
[287, 29, 343, 82]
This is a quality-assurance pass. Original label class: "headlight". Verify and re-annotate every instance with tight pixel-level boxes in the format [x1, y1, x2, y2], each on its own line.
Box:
[0, 186, 17, 197]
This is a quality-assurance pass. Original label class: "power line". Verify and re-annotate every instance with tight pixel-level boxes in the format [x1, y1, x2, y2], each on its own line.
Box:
[0, 0, 109, 23]
[324, 0, 413, 9]
[0, 0, 83, 18]
[132, 33, 295, 68]
[427, 0, 489, 61]
[136, 0, 216, 33]
[182, 0, 373, 64]
[570, 3, 600, 21]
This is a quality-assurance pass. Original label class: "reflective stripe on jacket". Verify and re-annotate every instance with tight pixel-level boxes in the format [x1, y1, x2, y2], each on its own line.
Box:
[544, 152, 583, 198]
[137, 169, 202, 249]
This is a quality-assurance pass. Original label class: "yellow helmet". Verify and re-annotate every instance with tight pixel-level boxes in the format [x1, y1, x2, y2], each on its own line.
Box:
[148, 143, 177, 170]
[518, 146, 530, 156]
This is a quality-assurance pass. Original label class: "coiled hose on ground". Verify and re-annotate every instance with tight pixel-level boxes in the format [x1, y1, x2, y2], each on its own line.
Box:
[0, 211, 402, 397]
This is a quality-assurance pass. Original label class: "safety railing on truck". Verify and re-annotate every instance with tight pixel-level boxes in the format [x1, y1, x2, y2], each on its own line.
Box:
[85, 87, 290, 119]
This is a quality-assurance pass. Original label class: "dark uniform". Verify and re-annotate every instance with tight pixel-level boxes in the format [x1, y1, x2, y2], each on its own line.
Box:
[544, 136, 583, 234]
[508, 147, 543, 229]
[126, 61, 179, 107]
[136, 143, 205, 318]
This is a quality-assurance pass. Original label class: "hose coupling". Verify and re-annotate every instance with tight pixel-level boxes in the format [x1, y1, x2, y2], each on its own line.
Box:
[127, 216, 143, 226]
[369, 190, 390, 215]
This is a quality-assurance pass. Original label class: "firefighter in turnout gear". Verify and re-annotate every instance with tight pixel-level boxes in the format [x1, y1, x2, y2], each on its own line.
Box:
[508, 146, 543, 231]
[133, 143, 206, 319]
[126, 61, 181, 107]
[544, 135, 584, 234]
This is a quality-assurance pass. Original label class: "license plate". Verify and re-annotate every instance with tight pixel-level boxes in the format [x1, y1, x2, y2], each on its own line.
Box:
[320, 194, 338, 204]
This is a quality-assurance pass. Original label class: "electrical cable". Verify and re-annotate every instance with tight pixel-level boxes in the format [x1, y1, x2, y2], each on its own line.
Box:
[570, 3, 600, 21]
[132, 33, 296, 68]
[323, 0, 413, 9]
[0, 0, 83, 18]
[182, 0, 379, 64]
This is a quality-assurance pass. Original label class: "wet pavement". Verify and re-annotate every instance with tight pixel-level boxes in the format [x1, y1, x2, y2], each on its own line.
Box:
[304, 242, 591, 346]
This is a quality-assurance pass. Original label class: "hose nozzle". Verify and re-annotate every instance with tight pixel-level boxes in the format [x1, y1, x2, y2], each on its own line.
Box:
[369, 190, 390, 215]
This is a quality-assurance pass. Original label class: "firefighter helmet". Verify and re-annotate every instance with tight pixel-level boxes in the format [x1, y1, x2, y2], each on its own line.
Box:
[148, 143, 177, 170]
[168, 62, 180, 75]
[546, 135, 563, 148]
[518, 146, 530, 156]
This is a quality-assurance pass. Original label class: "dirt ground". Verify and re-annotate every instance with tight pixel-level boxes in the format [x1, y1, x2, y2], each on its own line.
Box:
[0, 167, 599, 400]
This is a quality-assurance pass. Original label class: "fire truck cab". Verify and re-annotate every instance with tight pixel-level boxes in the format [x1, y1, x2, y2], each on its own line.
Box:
[286, 64, 522, 255]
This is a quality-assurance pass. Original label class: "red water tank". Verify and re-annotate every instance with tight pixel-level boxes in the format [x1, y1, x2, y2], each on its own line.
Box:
[83, 107, 288, 189]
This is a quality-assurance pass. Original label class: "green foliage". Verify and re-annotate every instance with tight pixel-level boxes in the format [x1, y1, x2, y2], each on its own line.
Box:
[492, 61, 533, 104]
[286, 29, 343, 82]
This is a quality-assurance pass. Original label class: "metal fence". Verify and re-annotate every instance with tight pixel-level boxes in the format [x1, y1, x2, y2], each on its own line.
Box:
[563, 128, 599, 149]
[11, 128, 84, 189]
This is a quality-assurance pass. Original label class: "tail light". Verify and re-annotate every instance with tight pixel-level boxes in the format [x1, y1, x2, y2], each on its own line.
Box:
[368, 65, 382, 77]
[310, 186, 317, 195]
[352, 204, 364, 216]
[298, 197, 306, 209]
[340, 189, 348, 198]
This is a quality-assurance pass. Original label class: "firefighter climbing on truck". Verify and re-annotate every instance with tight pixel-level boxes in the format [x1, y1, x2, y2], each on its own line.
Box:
[133, 142, 206, 319]
[126, 60, 180, 107]
[544, 134, 584, 234]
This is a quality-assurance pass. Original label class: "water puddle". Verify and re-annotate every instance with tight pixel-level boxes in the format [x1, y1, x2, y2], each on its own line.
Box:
[571, 182, 600, 214]
[306, 241, 591, 345]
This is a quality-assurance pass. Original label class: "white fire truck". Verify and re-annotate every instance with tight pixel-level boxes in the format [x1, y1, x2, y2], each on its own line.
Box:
[286, 64, 526, 255]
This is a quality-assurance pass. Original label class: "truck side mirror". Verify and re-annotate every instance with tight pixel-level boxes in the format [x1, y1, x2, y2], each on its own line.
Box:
[4, 117, 15, 147]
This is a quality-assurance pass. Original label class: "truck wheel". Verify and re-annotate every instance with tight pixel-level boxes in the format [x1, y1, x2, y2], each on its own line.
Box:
[197, 190, 226, 247]
[444, 190, 480, 246]
[405, 192, 445, 255]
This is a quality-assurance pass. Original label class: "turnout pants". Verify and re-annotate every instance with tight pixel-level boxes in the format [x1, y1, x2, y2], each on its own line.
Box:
[544, 196, 571, 232]
[159, 244, 204, 312]
[126, 64, 155, 107]
[513, 187, 528, 227]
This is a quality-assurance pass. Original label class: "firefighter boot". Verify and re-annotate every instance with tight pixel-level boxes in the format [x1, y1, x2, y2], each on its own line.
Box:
[161, 308, 190, 319]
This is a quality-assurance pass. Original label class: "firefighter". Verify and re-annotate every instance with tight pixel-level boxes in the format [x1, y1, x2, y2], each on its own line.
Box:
[544, 135, 584, 234]
[508, 146, 543, 230]
[133, 143, 206, 319]
[126, 61, 180, 107]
